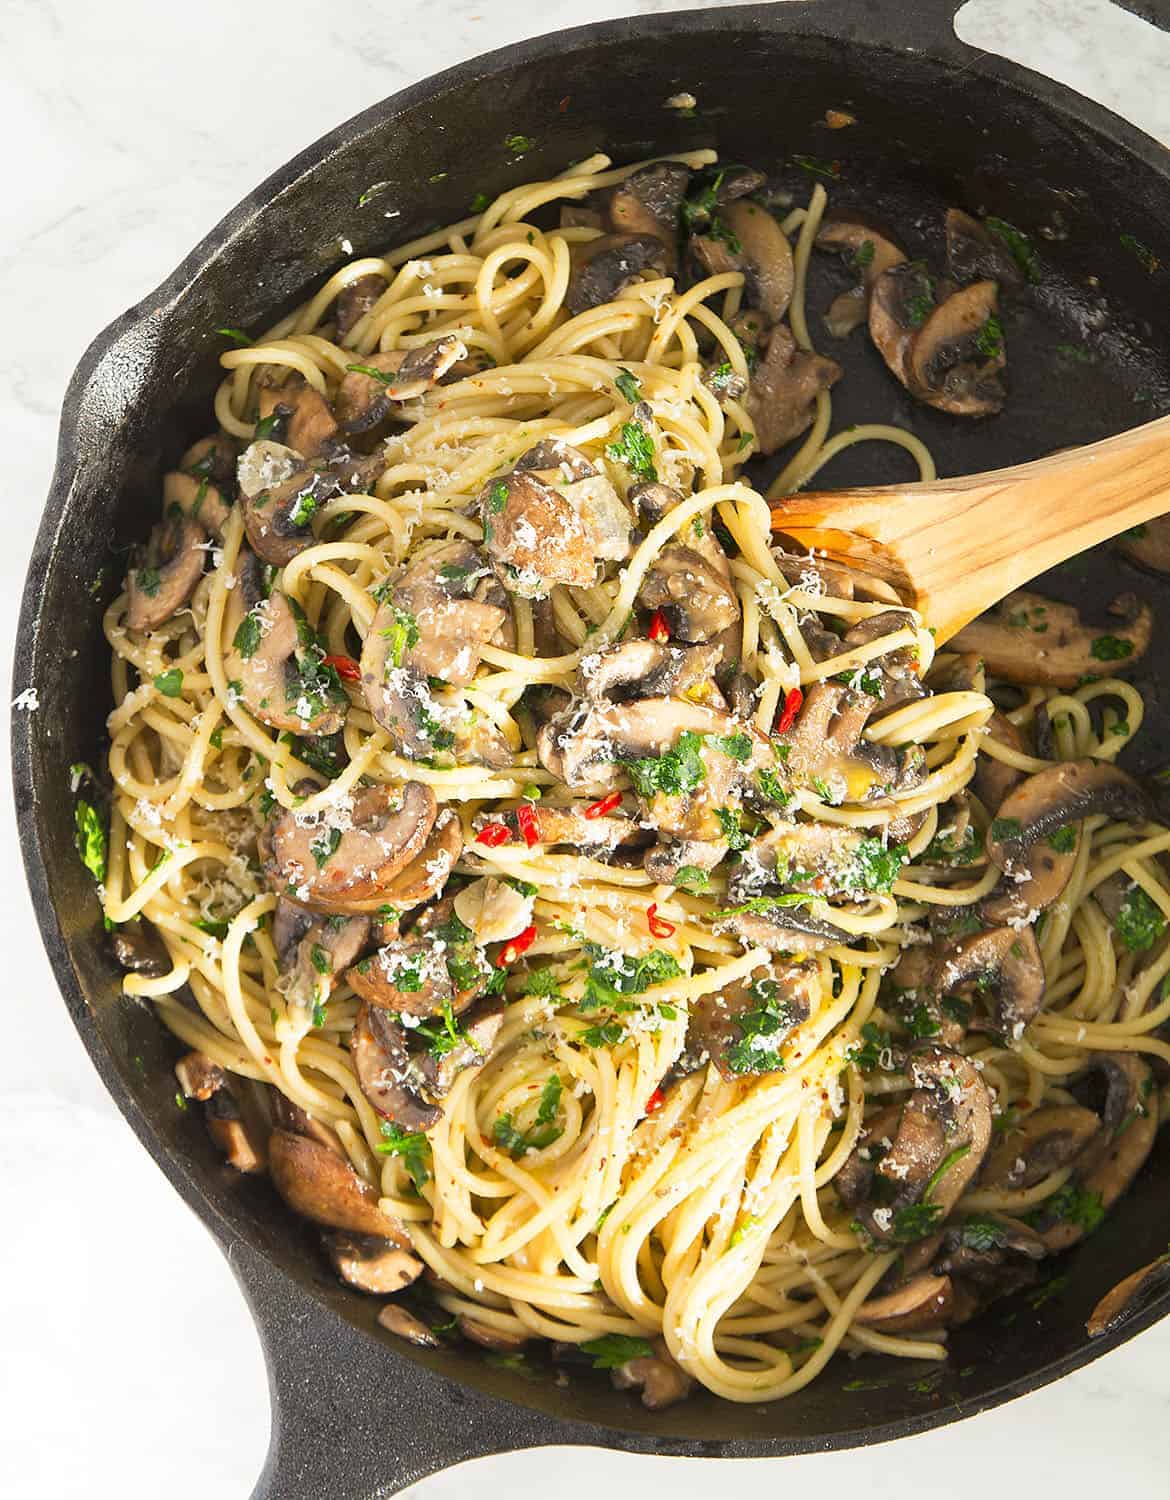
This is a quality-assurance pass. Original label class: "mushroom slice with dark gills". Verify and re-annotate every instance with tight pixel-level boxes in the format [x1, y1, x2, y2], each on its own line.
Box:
[839, 609, 927, 716]
[690, 199, 795, 323]
[985, 761, 1150, 875]
[334, 334, 466, 434]
[906, 279, 1005, 417]
[713, 901, 854, 955]
[853, 1273, 979, 1335]
[688, 960, 816, 1080]
[223, 549, 347, 735]
[415, 997, 505, 1098]
[605, 160, 690, 271]
[333, 273, 389, 340]
[163, 468, 233, 540]
[815, 212, 907, 338]
[945, 208, 1026, 291]
[482, 439, 634, 597]
[868, 260, 938, 388]
[324, 1232, 422, 1295]
[1087, 1251, 1170, 1338]
[579, 639, 725, 705]
[566, 234, 668, 315]
[850, 1046, 992, 1248]
[609, 1337, 694, 1410]
[236, 439, 327, 568]
[125, 513, 207, 631]
[351, 1001, 442, 1130]
[272, 898, 371, 1012]
[971, 708, 1027, 813]
[925, 925, 1046, 1046]
[1030, 1053, 1159, 1253]
[727, 821, 903, 905]
[951, 591, 1153, 688]
[636, 546, 740, 642]
[269, 1126, 412, 1238]
[375, 806, 463, 912]
[744, 324, 842, 455]
[779, 681, 926, 804]
[256, 376, 339, 459]
[260, 781, 440, 915]
[980, 1104, 1102, 1192]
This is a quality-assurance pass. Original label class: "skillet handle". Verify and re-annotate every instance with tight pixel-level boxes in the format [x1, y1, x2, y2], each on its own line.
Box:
[226, 1234, 565, 1498]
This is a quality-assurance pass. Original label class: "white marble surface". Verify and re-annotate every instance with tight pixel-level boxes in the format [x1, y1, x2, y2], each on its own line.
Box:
[3, 1, 1170, 1495]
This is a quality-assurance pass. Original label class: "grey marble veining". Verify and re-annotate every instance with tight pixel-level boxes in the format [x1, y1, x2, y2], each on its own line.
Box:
[3, 2, 1169, 1496]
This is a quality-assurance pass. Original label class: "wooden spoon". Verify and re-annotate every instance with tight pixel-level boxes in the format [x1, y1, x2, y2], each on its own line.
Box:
[769, 415, 1170, 642]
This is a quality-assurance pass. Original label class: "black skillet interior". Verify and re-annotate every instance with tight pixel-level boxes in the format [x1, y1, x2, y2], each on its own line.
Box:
[14, 2, 1170, 1494]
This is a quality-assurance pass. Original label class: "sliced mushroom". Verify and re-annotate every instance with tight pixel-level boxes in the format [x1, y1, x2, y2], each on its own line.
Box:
[606, 161, 689, 270]
[334, 273, 389, 339]
[351, 1002, 441, 1131]
[112, 921, 171, 976]
[174, 1050, 228, 1102]
[637, 545, 740, 642]
[980, 1104, 1102, 1191]
[933, 1213, 1047, 1291]
[537, 693, 735, 788]
[972, 710, 1027, 812]
[840, 609, 927, 716]
[854, 1272, 973, 1333]
[205, 1092, 269, 1174]
[180, 431, 240, 490]
[349, 935, 466, 1017]
[324, 1231, 423, 1294]
[414, 997, 504, 1098]
[1087, 1253, 1170, 1337]
[610, 1337, 694, 1409]
[929, 925, 1046, 1043]
[237, 439, 324, 567]
[1118, 514, 1170, 576]
[727, 822, 866, 904]
[945, 208, 1025, 290]
[162, 468, 232, 538]
[257, 377, 339, 459]
[815, 212, 907, 337]
[274, 901, 370, 1011]
[980, 822, 1080, 926]
[745, 323, 842, 455]
[782, 680, 925, 803]
[907, 279, 1005, 417]
[580, 639, 724, 704]
[458, 1317, 530, 1352]
[834, 1103, 904, 1208]
[126, 514, 206, 631]
[363, 540, 508, 690]
[378, 808, 462, 910]
[714, 902, 853, 954]
[334, 335, 466, 432]
[688, 961, 815, 1080]
[377, 1304, 442, 1346]
[494, 800, 645, 857]
[261, 782, 438, 915]
[566, 234, 667, 315]
[985, 760, 1150, 871]
[690, 199, 795, 322]
[869, 261, 937, 388]
[268, 1127, 410, 1238]
[223, 549, 347, 735]
[270, 1092, 346, 1158]
[951, 591, 1153, 688]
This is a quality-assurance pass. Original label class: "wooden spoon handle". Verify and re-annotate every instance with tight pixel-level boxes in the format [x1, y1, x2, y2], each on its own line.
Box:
[770, 413, 1170, 642]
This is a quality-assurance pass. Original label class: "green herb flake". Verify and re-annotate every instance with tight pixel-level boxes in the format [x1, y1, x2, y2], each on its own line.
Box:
[375, 1120, 433, 1189]
[792, 153, 841, 179]
[233, 612, 264, 660]
[504, 133, 535, 155]
[615, 368, 641, 403]
[605, 419, 657, 482]
[673, 864, 711, 893]
[621, 729, 706, 800]
[488, 480, 509, 514]
[153, 668, 184, 698]
[215, 326, 252, 346]
[847, 838, 909, 894]
[1120, 232, 1159, 273]
[310, 826, 342, 869]
[380, 604, 421, 670]
[724, 977, 799, 1075]
[984, 216, 1039, 282]
[990, 816, 1023, 843]
[1048, 825, 1077, 853]
[1090, 634, 1134, 661]
[974, 311, 1004, 359]
[580, 1333, 653, 1370]
[469, 192, 491, 213]
[1114, 886, 1167, 953]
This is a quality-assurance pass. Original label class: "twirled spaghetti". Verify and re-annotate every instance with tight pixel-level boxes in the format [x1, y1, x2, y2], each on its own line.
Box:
[92, 151, 1170, 1405]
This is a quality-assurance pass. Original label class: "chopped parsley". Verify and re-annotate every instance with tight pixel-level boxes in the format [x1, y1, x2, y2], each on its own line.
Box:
[707, 731, 753, 762]
[310, 826, 342, 868]
[848, 1021, 895, 1073]
[469, 192, 491, 213]
[488, 480, 509, 514]
[902, 1003, 941, 1041]
[673, 865, 711, 893]
[1120, 232, 1159, 273]
[309, 943, 331, 976]
[193, 918, 229, 940]
[153, 668, 184, 697]
[846, 838, 909, 894]
[984, 215, 1039, 282]
[492, 1074, 564, 1157]
[621, 729, 705, 799]
[921, 824, 980, 866]
[233, 612, 263, 660]
[580, 946, 682, 1013]
[136, 565, 161, 598]
[374, 1121, 432, 1189]
[791, 153, 840, 179]
[615, 368, 641, 403]
[287, 489, 318, 528]
[714, 805, 748, 851]
[1114, 886, 1167, 953]
[1030, 1182, 1105, 1234]
[990, 816, 1023, 843]
[520, 967, 564, 1000]
[215, 326, 252, 346]
[959, 1213, 1012, 1252]
[708, 214, 742, 254]
[974, 312, 1004, 359]
[580, 1333, 653, 1369]
[724, 977, 800, 1075]
[889, 1201, 943, 1243]
[504, 133, 535, 155]
[1090, 634, 1134, 661]
[605, 419, 657, 482]
[851, 238, 875, 270]
[581, 1019, 625, 1048]
[756, 766, 794, 806]
[380, 604, 420, 670]
[1048, 825, 1077, 853]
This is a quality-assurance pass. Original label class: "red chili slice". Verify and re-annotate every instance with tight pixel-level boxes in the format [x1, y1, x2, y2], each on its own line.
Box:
[646, 903, 676, 939]
[645, 1086, 665, 1115]
[475, 822, 510, 847]
[497, 923, 537, 967]
[647, 609, 670, 643]
[323, 654, 361, 682]
[516, 803, 539, 848]
[584, 790, 623, 819]
[775, 686, 804, 734]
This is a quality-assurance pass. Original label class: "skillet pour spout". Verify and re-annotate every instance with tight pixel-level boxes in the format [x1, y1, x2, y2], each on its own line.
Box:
[14, 2, 1170, 1492]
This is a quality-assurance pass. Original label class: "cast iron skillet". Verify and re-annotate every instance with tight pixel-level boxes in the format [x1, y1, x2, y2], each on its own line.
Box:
[15, 1, 1170, 1493]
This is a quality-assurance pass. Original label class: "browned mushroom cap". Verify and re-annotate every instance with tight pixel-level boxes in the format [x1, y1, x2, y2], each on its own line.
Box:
[945, 208, 1026, 290]
[643, 833, 727, 883]
[689, 961, 815, 1080]
[537, 687, 735, 788]
[929, 925, 1046, 1043]
[932, 1213, 1047, 1295]
[1118, 514, 1170, 575]
[324, 1231, 423, 1294]
[335, 334, 466, 432]
[174, 1050, 229, 1102]
[271, 1092, 346, 1158]
[744, 323, 842, 455]
[985, 760, 1150, 872]
[273, 900, 371, 1010]
[972, 709, 1027, 812]
[637, 545, 740, 642]
[257, 377, 339, 458]
[781, 680, 925, 803]
[610, 1337, 694, 1409]
[691, 200, 795, 322]
[222, 549, 348, 735]
[236, 439, 324, 567]
[415, 997, 504, 1098]
[378, 1303, 442, 1345]
[379, 808, 463, 910]
[334, 273, 389, 339]
[349, 936, 464, 1017]
[951, 591, 1153, 688]
[980, 1104, 1102, 1191]
[727, 822, 866, 905]
[205, 1090, 269, 1173]
[162, 469, 232, 539]
[269, 1127, 410, 1238]
[907, 279, 1005, 417]
[351, 1001, 442, 1130]
[261, 782, 438, 915]
[126, 514, 207, 631]
[364, 541, 508, 690]
[1087, 1252, 1170, 1337]
[714, 902, 853, 954]
[854, 1272, 975, 1333]
[112, 921, 171, 976]
[605, 161, 690, 270]
[840, 609, 928, 717]
[566, 234, 667, 314]
[981, 823, 1080, 926]
[854, 1046, 992, 1246]
[815, 213, 908, 337]
[459, 1316, 530, 1352]
[580, 639, 724, 703]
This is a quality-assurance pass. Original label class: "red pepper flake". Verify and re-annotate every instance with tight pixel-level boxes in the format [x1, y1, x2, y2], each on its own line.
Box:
[475, 822, 510, 847]
[646, 902, 676, 939]
[497, 923, 537, 967]
[558, 95, 571, 112]
[775, 686, 804, 735]
[584, 789, 622, 819]
[516, 802, 539, 848]
[645, 1086, 665, 1115]
[648, 609, 670, 643]
[323, 654, 361, 682]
